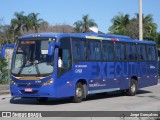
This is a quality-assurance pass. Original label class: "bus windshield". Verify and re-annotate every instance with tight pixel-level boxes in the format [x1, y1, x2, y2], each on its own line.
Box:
[11, 38, 54, 76]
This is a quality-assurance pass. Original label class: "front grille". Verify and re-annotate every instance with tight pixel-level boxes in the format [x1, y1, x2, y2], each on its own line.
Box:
[17, 83, 41, 87]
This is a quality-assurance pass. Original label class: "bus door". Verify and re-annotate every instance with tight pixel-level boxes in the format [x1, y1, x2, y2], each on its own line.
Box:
[56, 37, 73, 97]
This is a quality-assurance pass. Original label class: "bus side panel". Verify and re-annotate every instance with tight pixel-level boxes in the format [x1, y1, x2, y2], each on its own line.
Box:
[119, 62, 143, 90]
[55, 60, 158, 98]
[86, 62, 125, 93]
[55, 62, 91, 98]
[55, 70, 75, 98]
[138, 62, 158, 88]
[118, 62, 130, 90]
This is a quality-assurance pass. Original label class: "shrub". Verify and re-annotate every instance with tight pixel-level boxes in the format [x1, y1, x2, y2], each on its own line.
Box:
[0, 57, 9, 84]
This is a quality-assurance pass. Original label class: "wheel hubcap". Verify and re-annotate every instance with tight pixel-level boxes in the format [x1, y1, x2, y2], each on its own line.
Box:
[76, 88, 82, 98]
[131, 83, 136, 93]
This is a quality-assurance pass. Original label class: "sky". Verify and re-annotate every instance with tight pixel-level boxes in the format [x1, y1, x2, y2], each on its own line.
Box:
[0, 0, 160, 33]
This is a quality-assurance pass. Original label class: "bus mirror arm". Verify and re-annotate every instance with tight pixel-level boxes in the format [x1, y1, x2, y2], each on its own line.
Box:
[55, 42, 60, 47]
[48, 42, 60, 56]
[1, 44, 15, 58]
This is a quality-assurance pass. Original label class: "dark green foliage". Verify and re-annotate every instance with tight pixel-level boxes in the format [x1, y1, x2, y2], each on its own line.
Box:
[0, 57, 9, 84]
[73, 14, 98, 33]
[109, 13, 158, 43]
[109, 13, 130, 36]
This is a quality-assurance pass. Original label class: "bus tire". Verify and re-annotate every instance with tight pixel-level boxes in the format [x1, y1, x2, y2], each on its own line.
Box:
[120, 90, 127, 96]
[72, 82, 84, 103]
[127, 79, 138, 96]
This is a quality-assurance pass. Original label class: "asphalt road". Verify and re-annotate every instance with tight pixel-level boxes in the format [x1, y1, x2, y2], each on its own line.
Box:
[0, 84, 160, 120]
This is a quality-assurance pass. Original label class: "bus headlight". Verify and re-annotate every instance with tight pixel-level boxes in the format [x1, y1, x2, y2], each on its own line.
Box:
[10, 80, 17, 86]
[42, 79, 54, 86]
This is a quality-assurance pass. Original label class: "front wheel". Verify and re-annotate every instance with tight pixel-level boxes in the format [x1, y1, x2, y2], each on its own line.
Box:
[127, 79, 138, 96]
[72, 82, 84, 103]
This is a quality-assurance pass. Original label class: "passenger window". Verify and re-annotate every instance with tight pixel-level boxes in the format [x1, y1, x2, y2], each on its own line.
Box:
[146, 45, 156, 61]
[127, 43, 137, 61]
[88, 40, 101, 60]
[137, 44, 147, 61]
[115, 42, 126, 61]
[72, 38, 86, 61]
[102, 41, 114, 61]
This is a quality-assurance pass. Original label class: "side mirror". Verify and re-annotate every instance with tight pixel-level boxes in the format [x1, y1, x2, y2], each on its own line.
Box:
[48, 42, 60, 56]
[1, 44, 15, 58]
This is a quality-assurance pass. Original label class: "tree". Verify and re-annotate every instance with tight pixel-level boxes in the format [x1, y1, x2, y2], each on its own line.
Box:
[9, 12, 45, 40]
[126, 14, 157, 40]
[109, 13, 158, 41]
[11, 12, 27, 35]
[143, 14, 157, 40]
[0, 18, 13, 44]
[0, 58, 8, 84]
[73, 21, 83, 33]
[73, 15, 98, 33]
[28, 13, 44, 33]
[109, 13, 130, 35]
[156, 33, 160, 48]
[10, 11, 29, 42]
[126, 19, 139, 39]
[0, 25, 13, 43]
[39, 21, 49, 32]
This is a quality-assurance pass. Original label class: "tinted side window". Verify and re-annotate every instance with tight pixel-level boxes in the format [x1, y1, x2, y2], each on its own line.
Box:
[115, 42, 126, 61]
[58, 37, 71, 68]
[88, 40, 101, 60]
[58, 37, 72, 77]
[102, 41, 114, 61]
[146, 45, 156, 61]
[137, 44, 147, 61]
[127, 43, 137, 61]
[72, 38, 86, 61]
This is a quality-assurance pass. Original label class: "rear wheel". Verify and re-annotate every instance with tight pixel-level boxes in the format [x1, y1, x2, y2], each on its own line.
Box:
[72, 82, 84, 103]
[127, 79, 138, 96]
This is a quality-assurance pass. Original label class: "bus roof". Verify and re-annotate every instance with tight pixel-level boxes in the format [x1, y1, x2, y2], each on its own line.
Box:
[19, 32, 156, 45]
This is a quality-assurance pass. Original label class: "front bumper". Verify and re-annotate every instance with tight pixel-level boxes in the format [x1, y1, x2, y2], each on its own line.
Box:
[10, 84, 57, 98]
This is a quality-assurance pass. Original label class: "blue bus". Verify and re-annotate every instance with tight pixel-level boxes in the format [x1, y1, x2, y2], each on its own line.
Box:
[1, 32, 158, 103]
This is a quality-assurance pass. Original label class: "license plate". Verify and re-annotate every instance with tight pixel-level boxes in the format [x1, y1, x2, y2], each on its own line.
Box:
[24, 88, 32, 92]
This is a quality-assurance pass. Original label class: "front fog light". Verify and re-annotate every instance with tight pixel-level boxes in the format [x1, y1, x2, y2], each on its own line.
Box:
[42, 79, 54, 86]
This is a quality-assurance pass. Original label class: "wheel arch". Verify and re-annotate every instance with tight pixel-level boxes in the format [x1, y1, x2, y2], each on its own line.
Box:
[130, 76, 138, 83]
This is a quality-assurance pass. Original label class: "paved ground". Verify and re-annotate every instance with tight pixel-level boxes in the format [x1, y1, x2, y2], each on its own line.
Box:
[0, 84, 160, 120]
[0, 84, 10, 95]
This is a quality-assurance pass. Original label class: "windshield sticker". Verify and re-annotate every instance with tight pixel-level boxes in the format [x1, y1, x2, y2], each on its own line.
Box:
[41, 50, 48, 54]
